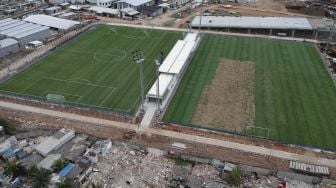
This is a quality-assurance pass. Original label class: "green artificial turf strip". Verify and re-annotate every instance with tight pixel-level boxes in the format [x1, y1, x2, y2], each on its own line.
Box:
[164, 34, 336, 149]
[0, 25, 182, 114]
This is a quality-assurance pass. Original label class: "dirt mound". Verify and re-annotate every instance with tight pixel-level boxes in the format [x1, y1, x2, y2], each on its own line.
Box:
[192, 59, 255, 132]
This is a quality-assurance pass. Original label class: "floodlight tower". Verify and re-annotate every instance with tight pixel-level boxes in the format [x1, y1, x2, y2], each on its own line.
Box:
[154, 51, 164, 115]
[132, 50, 145, 112]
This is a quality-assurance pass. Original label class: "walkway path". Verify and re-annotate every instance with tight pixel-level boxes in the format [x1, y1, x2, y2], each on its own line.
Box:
[105, 22, 320, 43]
[0, 101, 335, 168]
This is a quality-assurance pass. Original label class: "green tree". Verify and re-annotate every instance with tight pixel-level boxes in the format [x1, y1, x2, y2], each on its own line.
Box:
[57, 178, 74, 188]
[4, 161, 26, 177]
[227, 169, 240, 187]
[29, 166, 52, 188]
[53, 159, 67, 172]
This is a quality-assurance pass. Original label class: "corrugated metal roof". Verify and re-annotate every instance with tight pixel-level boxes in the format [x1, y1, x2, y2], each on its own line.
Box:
[59, 163, 74, 177]
[290, 161, 329, 175]
[37, 154, 62, 170]
[159, 40, 186, 73]
[159, 33, 198, 74]
[36, 128, 75, 156]
[147, 73, 174, 98]
[89, 6, 119, 15]
[0, 18, 14, 25]
[121, 7, 139, 15]
[169, 41, 195, 74]
[118, 0, 152, 6]
[0, 21, 26, 31]
[0, 38, 19, 48]
[45, 6, 61, 11]
[191, 16, 313, 30]
[6, 25, 42, 37]
[13, 26, 49, 39]
[0, 20, 19, 29]
[24, 14, 79, 30]
[0, 23, 36, 35]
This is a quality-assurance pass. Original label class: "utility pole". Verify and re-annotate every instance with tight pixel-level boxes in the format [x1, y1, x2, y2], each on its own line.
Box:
[154, 51, 164, 115]
[188, 0, 192, 33]
[198, 0, 204, 33]
[324, 16, 336, 55]
[132, 50, 145, 112]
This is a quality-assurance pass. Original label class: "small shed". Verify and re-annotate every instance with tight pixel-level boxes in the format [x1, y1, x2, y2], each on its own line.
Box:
[27, 41, 43, 49]
[45, 6, 62, 15]
[120, 7, 140, 19]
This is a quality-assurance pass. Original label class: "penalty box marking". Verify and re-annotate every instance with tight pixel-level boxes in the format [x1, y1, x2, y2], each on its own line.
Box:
[109, 26, 167, 40]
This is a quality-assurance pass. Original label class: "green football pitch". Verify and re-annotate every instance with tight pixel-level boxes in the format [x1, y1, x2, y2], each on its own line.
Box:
[0, 25, 182, 114]
[164, 34, 336, 149]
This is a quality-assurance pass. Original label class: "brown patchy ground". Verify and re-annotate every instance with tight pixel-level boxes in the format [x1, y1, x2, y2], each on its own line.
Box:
[192, 59, 255, 132]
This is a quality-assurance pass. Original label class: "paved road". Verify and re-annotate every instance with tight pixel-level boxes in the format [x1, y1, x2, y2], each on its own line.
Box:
[0, 101, 335, 168]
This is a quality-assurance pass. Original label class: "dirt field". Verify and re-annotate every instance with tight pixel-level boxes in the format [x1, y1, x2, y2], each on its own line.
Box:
[240, 0, 289, 12]
[192, 59, 255, 131]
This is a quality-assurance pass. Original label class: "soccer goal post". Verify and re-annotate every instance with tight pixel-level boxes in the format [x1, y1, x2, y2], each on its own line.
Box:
[245, 126, 271, 138]
[46, 94, 65, 104]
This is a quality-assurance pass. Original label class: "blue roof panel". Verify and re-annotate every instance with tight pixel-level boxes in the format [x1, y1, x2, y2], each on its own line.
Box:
[58, 163, 74, 177]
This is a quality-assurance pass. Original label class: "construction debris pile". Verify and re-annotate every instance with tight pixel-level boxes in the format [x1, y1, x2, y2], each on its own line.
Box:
[90, 144, 175, 187]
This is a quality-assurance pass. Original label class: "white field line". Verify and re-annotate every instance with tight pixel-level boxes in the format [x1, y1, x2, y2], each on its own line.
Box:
[42, 77, 115, 89]
[68, 78, 92, 85]
[109, 26, 167, 40]
[97, 88, 115, 107]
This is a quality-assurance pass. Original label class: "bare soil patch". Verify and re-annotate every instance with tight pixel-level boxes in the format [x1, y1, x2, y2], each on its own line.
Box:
[192, 59, 255, 132]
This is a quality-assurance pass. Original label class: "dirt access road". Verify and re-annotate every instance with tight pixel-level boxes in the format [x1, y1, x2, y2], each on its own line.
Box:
[0, 101, 335, 169]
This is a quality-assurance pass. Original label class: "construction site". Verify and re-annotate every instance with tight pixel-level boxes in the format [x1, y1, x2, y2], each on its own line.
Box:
[0, 0, 336, 187]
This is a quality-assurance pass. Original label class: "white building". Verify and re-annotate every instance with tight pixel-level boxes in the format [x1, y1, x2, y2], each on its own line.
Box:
[146, 33, 199, 104]
[44, 6, 62, 15]
[88, 6, 119, 16]
[117, 0, 153, 10]
[36, 128, 75, 156]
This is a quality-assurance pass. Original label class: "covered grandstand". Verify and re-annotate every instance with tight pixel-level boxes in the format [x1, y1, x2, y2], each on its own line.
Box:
[146, 33, 199, 104]
[191, 16, 333, 39]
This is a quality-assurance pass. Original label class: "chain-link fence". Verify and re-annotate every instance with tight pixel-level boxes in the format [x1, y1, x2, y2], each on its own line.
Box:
[162, 120, 336, 152]
[0, 22, 134, 123]
[0, 22, 100, 82]
[0, 92, 133, 123]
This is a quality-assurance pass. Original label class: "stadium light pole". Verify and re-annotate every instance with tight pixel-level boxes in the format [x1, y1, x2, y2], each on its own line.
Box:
[154, 51, 164, 115]
[132, 50, 145, 112]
